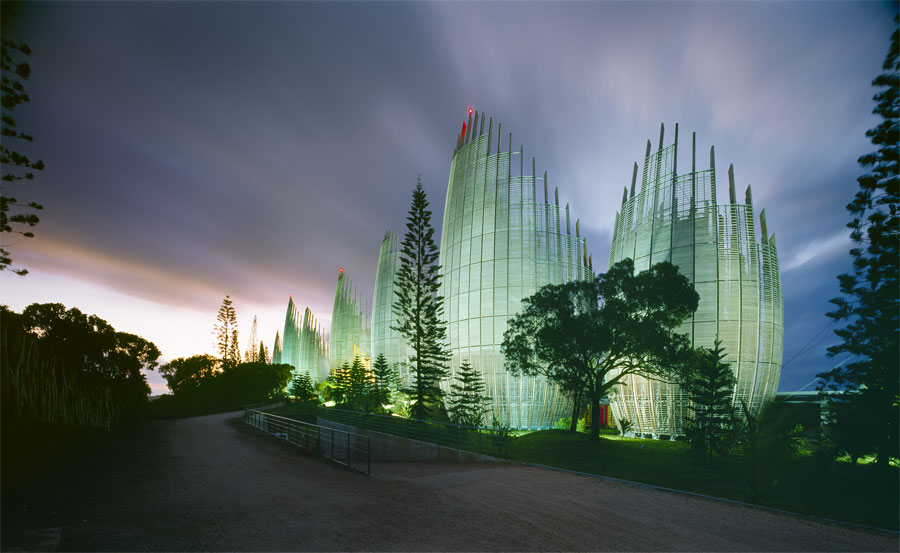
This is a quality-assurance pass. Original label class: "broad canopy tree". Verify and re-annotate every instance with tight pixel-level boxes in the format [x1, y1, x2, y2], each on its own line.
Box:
[502, 259, 698, 440]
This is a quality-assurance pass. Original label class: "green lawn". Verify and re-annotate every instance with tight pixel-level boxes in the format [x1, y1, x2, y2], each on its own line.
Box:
[507, 430, 899, 530]
[267, 400, 318, 424]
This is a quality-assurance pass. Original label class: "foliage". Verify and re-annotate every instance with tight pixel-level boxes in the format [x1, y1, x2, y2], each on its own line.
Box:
[447, 360, 490, 428]
[257, 341, 269, 364]
[213, 295, 240, 368]
[371, 353, 400, 409]
[819, 22, 899, 472]
[502, 258, 698, 440]
[325, 356, 374, 411]
[1, 304, 160, 428]
[392, 177, 450, 420]
[685, 340, 736, 462]
[506, 430, 898, 530]
[149, 360, 292, 418]
[158, 355, 219, 395]
[555, 417, 585, 433]
[288, 371, 316, 400]
[1, 37, 44, 276]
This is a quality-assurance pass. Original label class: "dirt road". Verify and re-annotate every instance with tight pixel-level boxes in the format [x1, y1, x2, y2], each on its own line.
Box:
[5, 411, 897, 551]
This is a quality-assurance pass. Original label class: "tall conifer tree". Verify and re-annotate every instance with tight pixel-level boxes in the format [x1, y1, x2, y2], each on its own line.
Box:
[448, 360, 490, 428]
[393, 177, 450, 420]
[214, 295, 240, 368]
[820, 22, 899, 470]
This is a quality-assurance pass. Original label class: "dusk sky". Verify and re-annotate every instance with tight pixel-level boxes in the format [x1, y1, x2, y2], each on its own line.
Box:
[1, 1, 895, 395]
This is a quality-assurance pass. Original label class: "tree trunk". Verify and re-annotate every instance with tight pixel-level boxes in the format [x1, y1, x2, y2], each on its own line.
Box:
[590, 387, 601, 441]
[569, 391, 580, 432]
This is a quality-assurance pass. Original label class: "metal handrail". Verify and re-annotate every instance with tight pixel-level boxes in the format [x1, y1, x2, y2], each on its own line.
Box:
[243, 407, 370, 475]
[317, 407, 510, 457]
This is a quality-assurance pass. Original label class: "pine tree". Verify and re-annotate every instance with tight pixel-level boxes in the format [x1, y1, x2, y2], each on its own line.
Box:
[686, 340, 736, 462]
[819, 22, 899, 470]
[1, 33, 45, 276]
[392, 177, 450, 420]
[288, 371, 315, 401]
[448, 360, 490, 428]
[371, 353, 396, 409]
[213, 295, 240, 368]
[257, 341, 269, 364]
[244, 316, 259, 362]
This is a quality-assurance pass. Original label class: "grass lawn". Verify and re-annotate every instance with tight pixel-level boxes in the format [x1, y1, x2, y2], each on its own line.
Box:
[268, 400, 318, 424]
[508, 430, 899, 530]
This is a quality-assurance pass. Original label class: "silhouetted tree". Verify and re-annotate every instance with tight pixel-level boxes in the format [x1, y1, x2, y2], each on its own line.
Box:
[685, 340, 736, 462]
[502, 259, 698, 441]
[257, 341, 269, 364]
[159, 355, 219, 395]
[213, 295, 240, 368]
[1, 34, 44, 276]
[447, 360, 490, 428]
[819, 21, 899, 471]
[393, 177, 450, 420]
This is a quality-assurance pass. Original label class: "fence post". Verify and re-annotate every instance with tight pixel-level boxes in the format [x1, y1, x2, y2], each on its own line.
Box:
[367, 436, 371, 476]
[346, 432, 350, 467]
[331, 429, 334, 460]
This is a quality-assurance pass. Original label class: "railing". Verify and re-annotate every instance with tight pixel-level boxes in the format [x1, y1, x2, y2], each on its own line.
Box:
[243, 406, 370, 475]
[317, 407, 510, 457]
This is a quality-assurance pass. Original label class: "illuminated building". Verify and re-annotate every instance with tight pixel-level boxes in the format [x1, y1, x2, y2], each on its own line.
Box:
[608, 124, 783, 437]
[329, 268, 371, 371]
[274, 296, 329, 382]
[370, 231, 413, 386]
[439, 109, 592, 429]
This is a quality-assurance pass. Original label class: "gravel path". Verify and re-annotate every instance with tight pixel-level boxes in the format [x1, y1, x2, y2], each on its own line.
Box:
[8, 411, 897, 551]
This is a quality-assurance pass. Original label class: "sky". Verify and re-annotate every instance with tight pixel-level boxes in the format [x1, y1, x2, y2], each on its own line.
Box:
[1, 1, 895, 395]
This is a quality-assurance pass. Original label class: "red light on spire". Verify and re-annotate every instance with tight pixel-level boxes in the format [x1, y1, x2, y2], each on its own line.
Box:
[338, 267, 344, 280]
[468, 108, 473, 115]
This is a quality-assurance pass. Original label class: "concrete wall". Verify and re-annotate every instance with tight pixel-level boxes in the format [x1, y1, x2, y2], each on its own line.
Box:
[317, 418, 502, 463]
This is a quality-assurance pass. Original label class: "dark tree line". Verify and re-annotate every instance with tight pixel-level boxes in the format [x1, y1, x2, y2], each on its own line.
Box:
[1, 303, 160, 429]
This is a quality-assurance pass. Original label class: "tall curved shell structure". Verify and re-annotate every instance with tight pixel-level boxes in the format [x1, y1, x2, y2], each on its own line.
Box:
[330, 268, 371, 371]
[298, 307, 329, 382]
[371, 231, 413, 386]
[608, 124, 783, 437]
[279, 296, 302, 371]
[440, 110, 592, 429]
[276, 297, 329, 382]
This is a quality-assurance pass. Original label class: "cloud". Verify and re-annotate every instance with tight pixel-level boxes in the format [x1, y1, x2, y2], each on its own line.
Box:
[783, 230, 852, 272]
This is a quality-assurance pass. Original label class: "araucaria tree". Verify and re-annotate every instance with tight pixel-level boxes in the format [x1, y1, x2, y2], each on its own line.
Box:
[371, 353, 398, 409]
[393, 177, 450, 421]
[1, 38, 45, 275]
[686, 340, 736, 461]
[819, 23, 899, 470]
[502, 258, 698, 441]
[448, 360, 490, 428]
[214, 295, 240, 368]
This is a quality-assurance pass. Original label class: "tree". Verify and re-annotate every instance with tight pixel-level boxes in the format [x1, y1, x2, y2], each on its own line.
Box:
[685, 340, 736, 462]
[288, 371, 315, 401]
[244, 316, 259, 362]
[213, 295, 240, 368]
[326, 362, 352, 405]
[502, 258, 698, 441]
[371, 353, 398, 409]
[1, 35, 44, 276]
[819, 21, 899, 471]
[447, 360, 490, 428]
[159, 355, 219, 395]
[257, 341, 269, 364]
[392, 177, 450, 420]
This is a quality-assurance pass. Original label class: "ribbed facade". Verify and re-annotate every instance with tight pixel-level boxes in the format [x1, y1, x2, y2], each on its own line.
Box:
[329, 269, 371, 371]
[272, 331, 283, 365]
[280, 297, 302, 371]
[298, 307, 329, 382]
[371, 231, 413, 386]
[439, 110, 592, 430]
[608, 124, 783, 437]
[276, 297, 329, 382]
